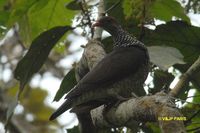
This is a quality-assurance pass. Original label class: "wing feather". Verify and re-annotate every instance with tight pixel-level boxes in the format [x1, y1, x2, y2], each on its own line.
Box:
[66, 47, 146, 99]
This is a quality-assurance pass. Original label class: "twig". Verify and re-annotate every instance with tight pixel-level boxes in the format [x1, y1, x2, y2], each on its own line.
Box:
[79, 0, 94, 37]
[105, 0, 121, 13]
[170, 96, 200, 106]
[187, 95, 200, 98]
[185, 109, 200, 125]
[185, 0, 192, 13]
[170, 56, 200, 97]
[187, 126, 200, 132]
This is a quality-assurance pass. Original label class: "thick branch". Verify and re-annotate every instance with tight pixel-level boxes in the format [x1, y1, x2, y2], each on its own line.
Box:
[93, 0, 105, 40]
[74, 1, 106, 132]
[170, 56, 200, 97]
[91, 92, 186, 133]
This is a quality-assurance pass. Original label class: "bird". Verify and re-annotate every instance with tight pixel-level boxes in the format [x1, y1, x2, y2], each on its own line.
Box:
[49, 16, 149, 120]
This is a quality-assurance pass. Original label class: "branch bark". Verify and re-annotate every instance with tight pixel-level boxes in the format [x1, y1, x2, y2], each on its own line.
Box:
[170, 56, 200, 97]
[93, 0, 105, 40]
[91, 92, 186, 133]
[74, 1, 106, 133]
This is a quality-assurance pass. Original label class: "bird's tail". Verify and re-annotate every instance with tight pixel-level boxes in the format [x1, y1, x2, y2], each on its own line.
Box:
[49, 100, 72, 120]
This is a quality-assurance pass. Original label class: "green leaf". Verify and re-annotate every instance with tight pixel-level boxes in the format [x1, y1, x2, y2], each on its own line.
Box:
[122, 0, 134, 18]
[0, 0, 10, 26]
[104, 0, 126, 25]
[5, 97, 18, 130]
[150, 0, 190, 23]
[14, 26, 72, 94]
[178, 84, 190, 103]
[148, 46, 185, 70]
[28, 0, 78, 40]
[65, 1, 80, 10]
[67, 126, 80, 133]
[30, 0, 50, 13]
[122, 0, 146, 22]
[53, 68, 77, 101]
[144, 21, 200, 96]
[145, 21, 200, 64]
[102, 37, 113, 53]
[146, 123, 161, 133]
[0, 0, 6, 6]
[151, 69, 174, 93]
[22, 88, 56, 121]
[5, 0, 78, 43]
[193, 89, 200, 104]
[0, 11, 9, 27]
[6, 98, 18, 120]
[8, 0, 39, 25]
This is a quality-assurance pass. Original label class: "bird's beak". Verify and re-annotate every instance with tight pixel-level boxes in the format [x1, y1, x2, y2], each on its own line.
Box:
[92, 22, 101, 28]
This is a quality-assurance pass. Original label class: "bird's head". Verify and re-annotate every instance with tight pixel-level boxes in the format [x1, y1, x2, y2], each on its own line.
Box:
[92, 16, 120, 36]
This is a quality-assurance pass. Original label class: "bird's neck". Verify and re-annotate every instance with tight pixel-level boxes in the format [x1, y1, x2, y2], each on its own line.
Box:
[112, 26, 144, 48]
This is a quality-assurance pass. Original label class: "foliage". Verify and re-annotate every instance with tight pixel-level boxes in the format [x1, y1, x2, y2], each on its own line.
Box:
[67, 126, 80, 133]
[150, 0, 190, 23]
[144, 21, 200, 64]
[14, 26, 72, 96]
[53, 68, 77, 101]
[0, 0, 77, 43]
[0, 0, 200, 133]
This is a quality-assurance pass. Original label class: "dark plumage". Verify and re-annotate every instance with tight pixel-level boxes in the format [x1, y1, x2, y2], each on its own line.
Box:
[50, 16, 149, 120]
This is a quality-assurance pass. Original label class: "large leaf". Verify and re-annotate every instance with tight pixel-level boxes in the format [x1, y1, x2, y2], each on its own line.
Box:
[14, 26, 72, 95]
[151, 69, 174, 93]
[8, 0, 37, 25]
[148, 46, 185, 70]
[122, 0, 151, 24]
[104, 0, 126, 25]
[67, 126, 80, 133]
[144, 21, 200, 64]
[186, 90, 200, 131]
[144, 21, 200, 95]
[5, 97, 18, 129]
[150, 0, 190, 23]
[29, 0, 50, 13]
[4, 0, 77, 43]
[65, 0, 80, 10]
[0, 0, 10, 26]
[53, 68, 77, 101]
[27, 0, 77, 41]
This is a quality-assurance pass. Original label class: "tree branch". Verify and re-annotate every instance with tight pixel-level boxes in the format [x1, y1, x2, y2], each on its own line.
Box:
[169, 56, 200, 97]
[91, 92, 186, 133]
[74, 1, 107, 132]
[93, 0, 105, 40]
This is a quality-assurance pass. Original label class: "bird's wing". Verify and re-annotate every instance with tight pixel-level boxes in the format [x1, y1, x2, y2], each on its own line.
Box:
[66, 46, 147, 99]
